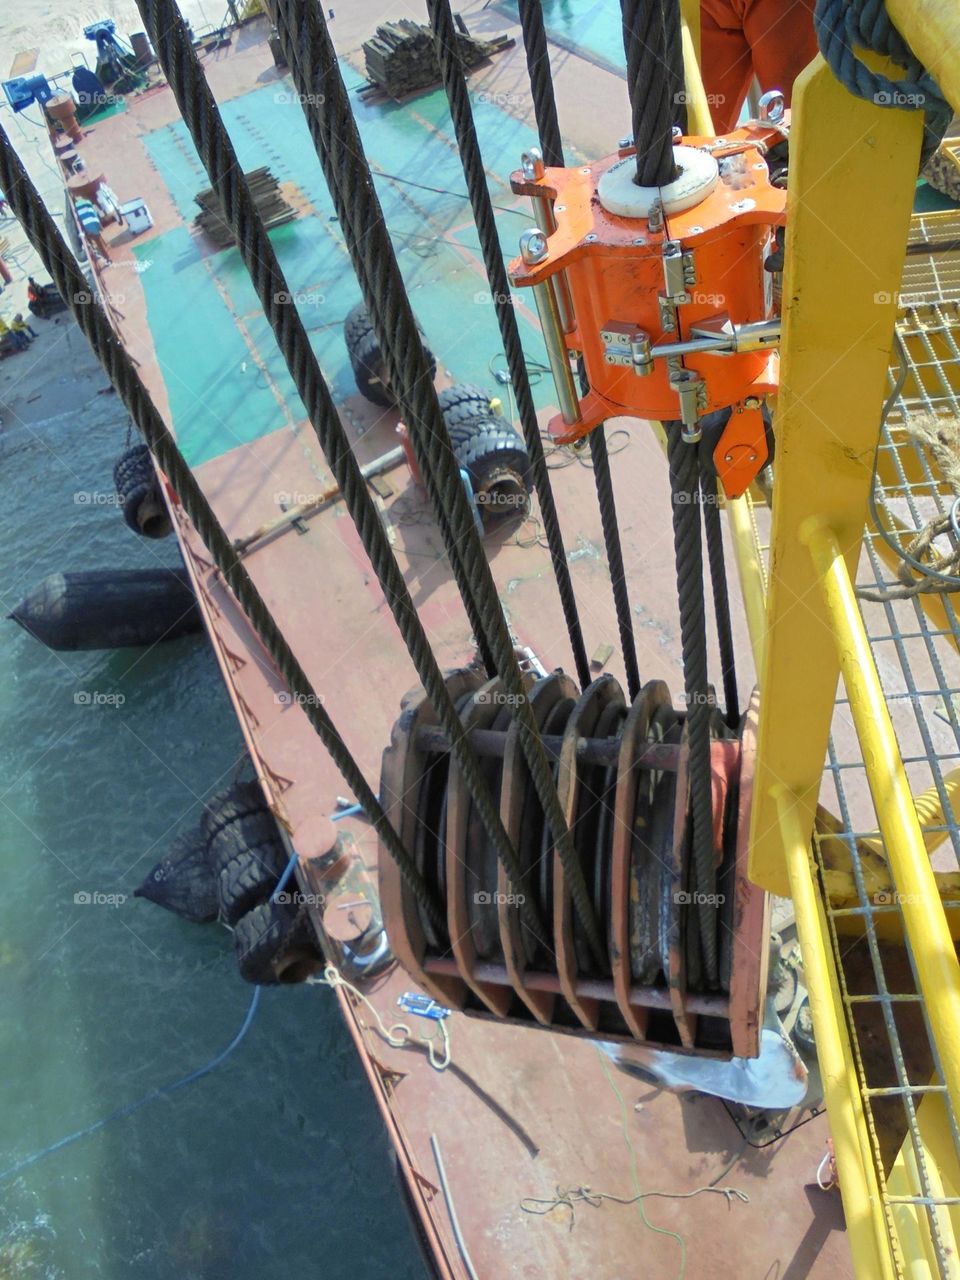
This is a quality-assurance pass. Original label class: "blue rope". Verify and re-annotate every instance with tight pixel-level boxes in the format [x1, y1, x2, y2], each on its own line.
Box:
[814, 0, 951, 161]
[0, 989, 261, 1183]
[0, 852, 301, 1184]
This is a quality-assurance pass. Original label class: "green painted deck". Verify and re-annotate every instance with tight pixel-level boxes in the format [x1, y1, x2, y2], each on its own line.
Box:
[496, 0, 627, 77]
[136, 74, 564, 467]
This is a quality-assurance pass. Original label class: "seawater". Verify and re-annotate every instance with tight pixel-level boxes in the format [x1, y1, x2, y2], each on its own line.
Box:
[0, 355, 424, 1278]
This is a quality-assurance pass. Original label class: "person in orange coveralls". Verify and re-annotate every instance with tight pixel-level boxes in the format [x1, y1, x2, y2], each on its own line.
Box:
[700, 0, 819, 133]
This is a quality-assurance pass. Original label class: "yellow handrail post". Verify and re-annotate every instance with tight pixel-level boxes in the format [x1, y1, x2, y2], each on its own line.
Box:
[777, 788, 898, 1280]
[748, 55, 921, 896]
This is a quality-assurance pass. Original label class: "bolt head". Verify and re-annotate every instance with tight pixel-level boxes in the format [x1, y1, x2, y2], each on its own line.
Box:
[519, 227, 549, 264]
[520, 147, 545, 181]
[724, 453, 733, 463]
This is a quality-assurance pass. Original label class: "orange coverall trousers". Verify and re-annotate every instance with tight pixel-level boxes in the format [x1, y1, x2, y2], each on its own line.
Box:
[700, 0, 819, 133]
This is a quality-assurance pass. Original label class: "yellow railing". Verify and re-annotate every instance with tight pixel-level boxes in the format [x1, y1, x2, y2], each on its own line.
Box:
[691, 1, 960, 1270]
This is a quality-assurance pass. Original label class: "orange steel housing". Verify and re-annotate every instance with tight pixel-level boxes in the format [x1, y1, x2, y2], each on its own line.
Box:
[508, 126, 787, 455]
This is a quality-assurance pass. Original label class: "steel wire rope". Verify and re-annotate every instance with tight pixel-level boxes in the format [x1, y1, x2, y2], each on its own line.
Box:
[262, 0, 607, 965]
[133, 0, 561, 946]
[425, 0, 592, 692]
[514, 0, 641, 699]
[620, 0, 719, 980]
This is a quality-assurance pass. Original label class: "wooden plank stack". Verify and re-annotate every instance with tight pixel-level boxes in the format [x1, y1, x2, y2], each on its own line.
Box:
[193, 167, 295, 247]
[362, 18, 514, 100]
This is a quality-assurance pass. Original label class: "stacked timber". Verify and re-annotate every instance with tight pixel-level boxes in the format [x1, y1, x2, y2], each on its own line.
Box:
[193, 167, 294, 247]
[362, 18, 514, 100]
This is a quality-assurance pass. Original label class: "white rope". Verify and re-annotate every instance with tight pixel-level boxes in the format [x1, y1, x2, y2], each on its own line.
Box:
[314, 963, 451, 1070]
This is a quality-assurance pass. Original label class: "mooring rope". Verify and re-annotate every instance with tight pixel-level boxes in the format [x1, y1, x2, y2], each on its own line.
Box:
[814, 0, 951, 162]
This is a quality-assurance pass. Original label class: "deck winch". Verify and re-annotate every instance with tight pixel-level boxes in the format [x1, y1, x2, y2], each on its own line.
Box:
[378, 670, 768, 1057]
[507, 113, 788, 497]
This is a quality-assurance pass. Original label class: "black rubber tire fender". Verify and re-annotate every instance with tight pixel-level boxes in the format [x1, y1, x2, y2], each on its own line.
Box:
[214, 837, 288, 925]
[343, 301, 436, 407]
[350, 329, 395, 408]
[112, 443, 171, 538]
[343, 300, 373, 351]
[437, 383, 493, 432]
[201, 779, 268, 845]
[234, 900, 322, 985]
[450, 417, 535, 522]
[134, 828, 219, 923]
[208, 809, 287, 924]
